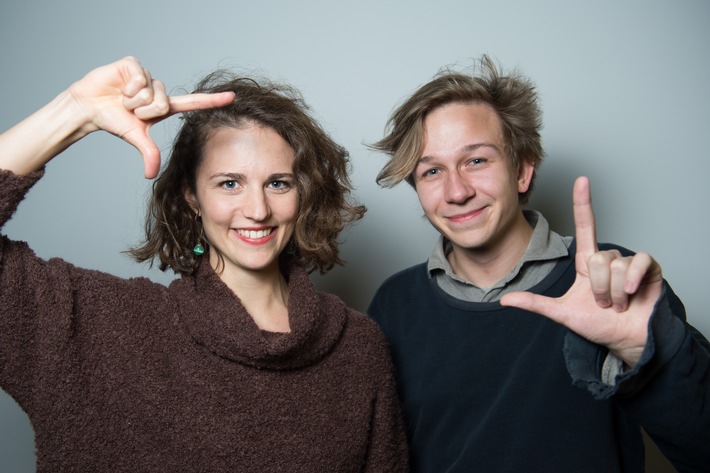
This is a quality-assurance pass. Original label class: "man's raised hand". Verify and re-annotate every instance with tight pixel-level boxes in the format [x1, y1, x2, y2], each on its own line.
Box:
[500, 176, 663, 367]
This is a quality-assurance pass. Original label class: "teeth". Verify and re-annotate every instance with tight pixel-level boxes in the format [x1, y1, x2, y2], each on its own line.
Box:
[237, 228, 273, 239]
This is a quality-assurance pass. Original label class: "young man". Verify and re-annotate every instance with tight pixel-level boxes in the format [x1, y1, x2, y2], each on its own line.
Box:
[368, 55, 710, 472]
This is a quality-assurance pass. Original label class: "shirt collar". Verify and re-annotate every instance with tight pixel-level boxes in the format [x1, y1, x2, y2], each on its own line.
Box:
[427, 209, 570, 285]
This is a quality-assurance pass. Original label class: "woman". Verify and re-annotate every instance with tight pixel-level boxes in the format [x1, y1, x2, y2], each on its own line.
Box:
[0, 57, 408, 472]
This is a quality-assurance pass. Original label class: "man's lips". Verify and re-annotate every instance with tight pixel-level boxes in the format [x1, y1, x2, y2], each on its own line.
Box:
[446, 207, 486, 224]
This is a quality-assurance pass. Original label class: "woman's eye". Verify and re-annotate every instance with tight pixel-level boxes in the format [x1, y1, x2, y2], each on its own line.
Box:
[221, 180, 238, 190]
[269, 180, 290, 190]
[423, 168, 440, 177]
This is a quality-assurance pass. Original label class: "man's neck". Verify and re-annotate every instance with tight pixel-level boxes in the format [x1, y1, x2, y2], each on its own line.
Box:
[447, 212, 534, 288]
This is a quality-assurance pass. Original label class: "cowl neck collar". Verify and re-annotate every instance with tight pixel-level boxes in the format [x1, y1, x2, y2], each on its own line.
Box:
[172, 263, 347, 371]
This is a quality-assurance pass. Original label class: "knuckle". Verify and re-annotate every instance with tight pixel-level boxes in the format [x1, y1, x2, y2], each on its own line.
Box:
[635, 251, 653, 265]
[609, 258, 628, 272]
[155, 100, 170, 115]
[587, 252, 608, 269]
[135, 88, 154, 105]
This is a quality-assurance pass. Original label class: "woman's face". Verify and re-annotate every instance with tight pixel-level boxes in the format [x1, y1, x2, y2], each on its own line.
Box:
[185, 125, 299, 280]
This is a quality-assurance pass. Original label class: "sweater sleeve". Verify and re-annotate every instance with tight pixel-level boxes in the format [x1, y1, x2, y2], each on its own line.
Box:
[0, 168, 43, 227]
[564, 282, 710, 471]
[0, 168, 116, 416]
[0, 169, 70, 407]
[362, 323, 410, 472]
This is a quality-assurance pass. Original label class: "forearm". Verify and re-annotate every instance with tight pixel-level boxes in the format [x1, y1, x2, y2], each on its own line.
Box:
[565, 286, 710, 469]
[0, 89, 93, 175]
[622, 311, 710, 470]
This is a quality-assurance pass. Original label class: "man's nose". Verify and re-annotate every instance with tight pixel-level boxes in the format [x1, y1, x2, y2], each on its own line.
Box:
[444, 170, 474, 204]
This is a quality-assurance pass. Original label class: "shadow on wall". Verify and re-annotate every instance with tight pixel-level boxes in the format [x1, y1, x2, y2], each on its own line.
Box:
[525, 157, 578, 237]
[644, 429, 679, 472]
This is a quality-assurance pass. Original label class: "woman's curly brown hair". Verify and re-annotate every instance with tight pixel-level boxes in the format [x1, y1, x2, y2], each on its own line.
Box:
[130, 71, 365, 276]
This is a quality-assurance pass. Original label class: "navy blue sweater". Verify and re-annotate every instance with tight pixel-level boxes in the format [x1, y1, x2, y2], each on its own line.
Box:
[369, 244, 710, 472]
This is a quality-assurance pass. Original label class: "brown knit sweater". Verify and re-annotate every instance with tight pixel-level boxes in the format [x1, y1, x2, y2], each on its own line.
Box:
[0, 170, 409, 472]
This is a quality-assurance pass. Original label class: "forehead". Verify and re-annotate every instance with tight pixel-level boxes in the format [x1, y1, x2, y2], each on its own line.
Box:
[200, 125, 296, 174]
[422, 102, 505, 155]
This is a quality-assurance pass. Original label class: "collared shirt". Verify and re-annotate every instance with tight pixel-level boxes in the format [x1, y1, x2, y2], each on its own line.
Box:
[428, 209, 572, 303]
[428, 208, 625, 383]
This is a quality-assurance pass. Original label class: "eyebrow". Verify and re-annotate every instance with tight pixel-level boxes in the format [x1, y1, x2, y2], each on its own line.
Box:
[208, 172, 244, 181]
[267, 173, 295, 181]
[418, 143, 500, 164]
[208, 172, 295, 181]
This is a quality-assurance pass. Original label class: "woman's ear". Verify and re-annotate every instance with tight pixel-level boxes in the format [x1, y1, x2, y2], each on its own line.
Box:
[184, 188, 200, 216]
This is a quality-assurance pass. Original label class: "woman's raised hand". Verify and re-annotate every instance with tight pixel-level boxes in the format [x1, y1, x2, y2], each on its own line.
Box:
[69, 56, 235, 178]
[0, 57, 235, 178]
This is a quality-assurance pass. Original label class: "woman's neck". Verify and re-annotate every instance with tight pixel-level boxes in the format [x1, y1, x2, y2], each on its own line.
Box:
[215, 262, 291, 333]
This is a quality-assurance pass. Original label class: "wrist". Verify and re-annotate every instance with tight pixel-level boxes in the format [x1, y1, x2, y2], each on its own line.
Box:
[57, 88, 99, 138]
[0, 89, 96, 175]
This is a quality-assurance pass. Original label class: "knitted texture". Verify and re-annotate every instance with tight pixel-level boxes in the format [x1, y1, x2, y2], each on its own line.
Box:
[0, 169, 409, 472]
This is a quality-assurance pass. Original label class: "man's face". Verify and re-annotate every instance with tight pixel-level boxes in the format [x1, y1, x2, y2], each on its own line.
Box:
[413, 102, 534, 257]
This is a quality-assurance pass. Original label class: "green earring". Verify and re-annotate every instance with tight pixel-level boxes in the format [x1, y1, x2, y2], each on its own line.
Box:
[193, 214, 205, 255]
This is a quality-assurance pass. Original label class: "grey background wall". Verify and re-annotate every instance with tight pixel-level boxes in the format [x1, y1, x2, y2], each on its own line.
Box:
[1, 1, 707, 471]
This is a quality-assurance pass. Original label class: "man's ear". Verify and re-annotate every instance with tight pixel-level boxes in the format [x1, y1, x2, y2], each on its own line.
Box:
[517, 159, 535, 194]
[184, 188, 200, 216]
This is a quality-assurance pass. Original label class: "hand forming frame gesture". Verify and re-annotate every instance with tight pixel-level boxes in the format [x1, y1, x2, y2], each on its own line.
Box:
[0, 56, 235, 178]
[501, 176, 663, 368]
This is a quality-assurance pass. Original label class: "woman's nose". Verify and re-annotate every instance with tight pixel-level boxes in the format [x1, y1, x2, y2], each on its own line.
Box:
[244, 189, 271, 221]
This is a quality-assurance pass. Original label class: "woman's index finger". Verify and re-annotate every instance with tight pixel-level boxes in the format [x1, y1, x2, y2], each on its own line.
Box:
[168, 91, 235, 114]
